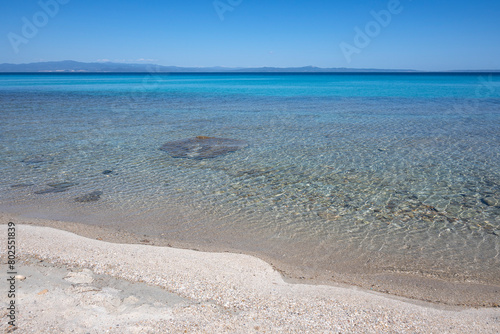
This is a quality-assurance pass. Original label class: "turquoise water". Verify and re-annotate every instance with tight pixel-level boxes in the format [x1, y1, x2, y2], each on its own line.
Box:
[1, 73, 499, 285]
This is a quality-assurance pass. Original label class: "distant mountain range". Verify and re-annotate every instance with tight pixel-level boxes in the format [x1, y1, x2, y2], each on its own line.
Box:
[0, 60, 419, 73]
[0, 61, 498, 73]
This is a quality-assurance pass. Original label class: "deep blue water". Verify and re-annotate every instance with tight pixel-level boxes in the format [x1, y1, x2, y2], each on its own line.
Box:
[1, 73, 499, 284]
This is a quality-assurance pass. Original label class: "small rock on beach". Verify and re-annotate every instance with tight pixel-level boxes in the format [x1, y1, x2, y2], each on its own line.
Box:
[64, 269, 94, 284]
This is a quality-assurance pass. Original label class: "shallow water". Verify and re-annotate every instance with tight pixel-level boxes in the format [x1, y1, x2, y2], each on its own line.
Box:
[1, 73, 499, 286]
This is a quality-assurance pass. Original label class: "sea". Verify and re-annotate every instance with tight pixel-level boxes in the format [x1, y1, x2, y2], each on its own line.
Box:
[1, 73, 499, 291]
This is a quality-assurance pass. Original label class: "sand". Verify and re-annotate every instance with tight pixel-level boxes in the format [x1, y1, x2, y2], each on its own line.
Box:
[1, 218, 500, 333]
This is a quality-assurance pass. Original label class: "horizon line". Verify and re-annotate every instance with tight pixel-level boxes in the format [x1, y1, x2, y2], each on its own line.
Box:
[1, 60, 499, 73]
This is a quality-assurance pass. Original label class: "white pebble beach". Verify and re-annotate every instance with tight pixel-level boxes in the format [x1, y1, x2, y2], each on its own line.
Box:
[1, 218, 500, 333]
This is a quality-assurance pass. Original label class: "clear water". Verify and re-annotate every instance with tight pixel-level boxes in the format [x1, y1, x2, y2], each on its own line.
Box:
[1, 73, 499, 285]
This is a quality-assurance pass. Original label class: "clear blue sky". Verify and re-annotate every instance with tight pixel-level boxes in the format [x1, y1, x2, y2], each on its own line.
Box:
[1, 0, 499, 70]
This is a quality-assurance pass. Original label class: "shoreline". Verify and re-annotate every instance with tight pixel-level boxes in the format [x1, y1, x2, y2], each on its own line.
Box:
[1, 222, 499, 333]
[0, 223, 500, 333]
[1, 211, 500, 308]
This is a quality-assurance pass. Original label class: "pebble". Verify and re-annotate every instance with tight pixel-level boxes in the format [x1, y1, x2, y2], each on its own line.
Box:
[481, 197, 497, 206]
[64, 270, 94, 284]
[386, 201, 397, 210]
[15, 275, 26, 281]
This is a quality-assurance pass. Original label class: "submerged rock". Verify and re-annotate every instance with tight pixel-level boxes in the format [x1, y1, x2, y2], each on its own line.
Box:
[75, 191, 103, 202]
[234, 168, 273, 178]
[102, 170, 113, 175]
[423, 195, 449, 212]
[21, 155, 53, 164]
[34, 182, 78, 194]
[160, 136, 248, 159]
[47, 182, 78, 189]
[10, 183, 34, 188]
[482, 197, 497, 206]
[34, 187, 69, 194]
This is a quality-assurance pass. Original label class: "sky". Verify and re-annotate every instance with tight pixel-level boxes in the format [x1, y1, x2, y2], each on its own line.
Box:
[0, 0, 499, 71]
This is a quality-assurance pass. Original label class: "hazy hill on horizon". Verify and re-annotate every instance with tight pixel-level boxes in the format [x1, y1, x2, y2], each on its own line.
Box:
[0, 60, 421, 73]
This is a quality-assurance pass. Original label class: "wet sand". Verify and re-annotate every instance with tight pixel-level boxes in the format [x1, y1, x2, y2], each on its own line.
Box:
[1, 210, 499, 308]
[1, 215, 500, 333]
